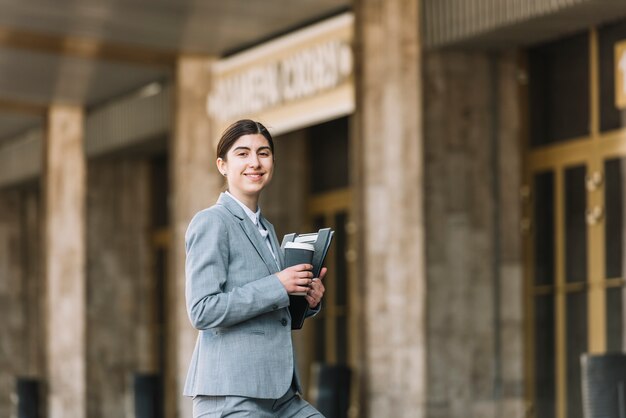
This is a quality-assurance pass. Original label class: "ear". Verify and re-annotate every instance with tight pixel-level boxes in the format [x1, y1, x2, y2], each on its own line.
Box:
[216, 158, 226, 176]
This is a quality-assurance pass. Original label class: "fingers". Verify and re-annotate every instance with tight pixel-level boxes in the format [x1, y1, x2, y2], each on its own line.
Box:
[305, 277, 325, 307]
[288, 264, 313, 279]
[278, 264, 324, 296]
[310, 278, 324, 291]
[291, 277, 316, 295]
[291, 263, 313, 272]
[296, 278, 313, 287]
[310, 279, 326, 299]
[305, 288, 322, 307]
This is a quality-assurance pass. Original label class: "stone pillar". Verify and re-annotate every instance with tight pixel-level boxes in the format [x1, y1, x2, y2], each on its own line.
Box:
[86, 159, 152, 418]
[0, 189, 24, 418]
[22, 187, 44, 381]
[0, 186, 43, 417]
[171, 55, 221, 418]
[43, 106, 86, 418]
[353, 1, 425, 417]
[423, 51, 524, 418]
[496, 52, 525, 418]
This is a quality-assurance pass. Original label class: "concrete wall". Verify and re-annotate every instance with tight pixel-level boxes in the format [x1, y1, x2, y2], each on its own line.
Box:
[352, 1, 426, 416]
[171, 56, 219, 418]
[423, 50, 525, 418]
[86, 158, 154, 418]
[0, 186, 42, 417]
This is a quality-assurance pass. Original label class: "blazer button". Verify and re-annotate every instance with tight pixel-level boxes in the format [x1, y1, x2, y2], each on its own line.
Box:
[281, 318, 288, 326]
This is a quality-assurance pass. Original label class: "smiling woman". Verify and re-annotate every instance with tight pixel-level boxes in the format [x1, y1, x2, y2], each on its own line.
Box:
[183, 119, 327, 418]
[216, 121, 275, 210]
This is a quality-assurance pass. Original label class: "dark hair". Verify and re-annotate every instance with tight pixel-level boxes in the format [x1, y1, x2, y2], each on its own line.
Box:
[216, 119, 274, 161]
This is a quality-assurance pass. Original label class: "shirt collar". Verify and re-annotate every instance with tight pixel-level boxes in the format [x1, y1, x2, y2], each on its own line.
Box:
[225, 191, 261, 226]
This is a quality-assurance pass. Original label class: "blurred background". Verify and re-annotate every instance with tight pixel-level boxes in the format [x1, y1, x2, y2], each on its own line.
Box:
[1, 0, 626, 417]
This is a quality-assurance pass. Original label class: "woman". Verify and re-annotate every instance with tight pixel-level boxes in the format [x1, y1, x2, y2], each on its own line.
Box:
[183, 119, 327, 417]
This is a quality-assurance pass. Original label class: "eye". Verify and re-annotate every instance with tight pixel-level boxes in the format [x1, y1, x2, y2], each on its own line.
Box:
[259, 151, 271, 157]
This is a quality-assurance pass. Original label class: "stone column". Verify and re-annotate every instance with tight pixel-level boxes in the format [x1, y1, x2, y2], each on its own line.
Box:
[43, 105, 86, 418]
[352, 1, 426, 417]
[171, 55, 221, 418]
[0, 189, 23, 418]
[22, 187, 44, 381]
[422, 51, 525, 418]
[0, 186, 43, 417]
[86, 159, 152, 418]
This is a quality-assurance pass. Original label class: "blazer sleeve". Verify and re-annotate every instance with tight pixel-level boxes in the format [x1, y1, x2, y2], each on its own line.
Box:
[185, 209, 290, 330]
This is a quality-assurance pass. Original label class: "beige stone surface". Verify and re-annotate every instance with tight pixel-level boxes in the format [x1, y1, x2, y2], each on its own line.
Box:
[44, 105, 86, 418]
[353, 0, 426, 416]
[0, 190, 24, 418]
[86, 158, 153, 418]
[0, 186, 43, 417]
[423, 51, 524, 417]
[171, 55, 221, 418]
[22, 188, 44, 381]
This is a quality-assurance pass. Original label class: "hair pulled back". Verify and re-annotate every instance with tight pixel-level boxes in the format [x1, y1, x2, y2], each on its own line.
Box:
[216, 119, 274, 161]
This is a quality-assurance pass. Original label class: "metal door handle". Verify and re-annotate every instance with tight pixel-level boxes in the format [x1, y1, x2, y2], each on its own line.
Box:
[586, 206, 604, 225]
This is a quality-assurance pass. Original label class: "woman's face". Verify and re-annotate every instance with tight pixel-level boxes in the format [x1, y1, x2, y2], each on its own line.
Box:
[217, 133, 274, 199]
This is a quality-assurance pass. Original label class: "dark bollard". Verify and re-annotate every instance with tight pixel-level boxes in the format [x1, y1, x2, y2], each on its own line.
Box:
[16, 378, 40, 418]
[134, 373, 163, 418]
[581, 353, 626, 418]
[311, 363, 351, 418]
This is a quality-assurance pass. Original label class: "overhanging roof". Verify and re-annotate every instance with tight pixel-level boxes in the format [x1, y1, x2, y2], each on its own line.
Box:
[423, 0, 626, 49]
[1, 0, 626, 146]
[0, 0, 349, 142]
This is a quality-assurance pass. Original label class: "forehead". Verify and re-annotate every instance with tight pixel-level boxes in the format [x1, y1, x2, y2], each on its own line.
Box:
[229, 134, 270, 151]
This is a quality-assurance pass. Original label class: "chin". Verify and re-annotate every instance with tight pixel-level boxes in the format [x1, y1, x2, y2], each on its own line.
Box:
[244, 184, 267, 194]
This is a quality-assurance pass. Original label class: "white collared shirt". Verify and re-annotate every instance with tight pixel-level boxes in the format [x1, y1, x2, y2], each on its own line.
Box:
[225, 191, 277, 262]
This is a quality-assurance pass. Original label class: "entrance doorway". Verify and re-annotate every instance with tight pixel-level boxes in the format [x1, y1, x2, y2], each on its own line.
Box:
[525, 22, 626, 418]
[303, 118, 357, 417]
[267, 116, 357, 416]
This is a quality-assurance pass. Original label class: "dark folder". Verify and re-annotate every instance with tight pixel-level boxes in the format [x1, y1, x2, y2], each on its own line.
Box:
[280, 228, 334, 330]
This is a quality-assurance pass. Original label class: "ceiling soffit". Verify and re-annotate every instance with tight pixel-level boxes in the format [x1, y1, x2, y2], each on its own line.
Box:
[0, 0, 349, 141]
[423, 0, 626, 49]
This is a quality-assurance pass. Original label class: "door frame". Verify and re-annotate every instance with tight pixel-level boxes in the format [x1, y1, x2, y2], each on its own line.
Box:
[523, 27, 626, 418]
[304, 187, 361, 416]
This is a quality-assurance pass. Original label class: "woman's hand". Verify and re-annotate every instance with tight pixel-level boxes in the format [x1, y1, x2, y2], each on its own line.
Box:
[276, 264, 314, 294]
[305, 267, 327, 308]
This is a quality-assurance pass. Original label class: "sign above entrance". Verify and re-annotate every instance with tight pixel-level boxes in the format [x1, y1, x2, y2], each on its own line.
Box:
[207, 13, 354, 134]
[616, 40, 626, 109]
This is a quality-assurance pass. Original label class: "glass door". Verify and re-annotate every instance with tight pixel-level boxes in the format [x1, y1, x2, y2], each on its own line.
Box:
[526, 163, 590, 418]
[295, 116, 359, 416]
[305, 189, 353, 369]
[525, 22, 626, 418]
[304, 188, 358, 417]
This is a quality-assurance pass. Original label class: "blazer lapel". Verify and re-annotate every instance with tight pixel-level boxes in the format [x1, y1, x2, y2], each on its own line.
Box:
[261, 215, 284, 270]
[218, 193, 280, 273]
[239, 219, 280, 272]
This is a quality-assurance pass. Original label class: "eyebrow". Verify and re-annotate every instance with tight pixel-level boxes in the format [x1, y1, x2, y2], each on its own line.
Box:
[232, 146, 272, 152]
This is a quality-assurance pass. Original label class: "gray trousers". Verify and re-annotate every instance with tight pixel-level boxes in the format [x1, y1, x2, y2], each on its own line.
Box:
[192, 386, 325, 418]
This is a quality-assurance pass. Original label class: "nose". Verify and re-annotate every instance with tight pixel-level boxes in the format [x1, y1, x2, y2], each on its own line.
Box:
[248, 154, 260, 168]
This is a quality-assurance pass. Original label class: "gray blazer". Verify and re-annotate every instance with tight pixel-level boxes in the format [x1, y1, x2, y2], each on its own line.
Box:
[183, 193, 308, 399]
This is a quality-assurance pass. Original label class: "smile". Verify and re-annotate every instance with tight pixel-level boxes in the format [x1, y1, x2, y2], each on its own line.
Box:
[244, 173, 264, 180]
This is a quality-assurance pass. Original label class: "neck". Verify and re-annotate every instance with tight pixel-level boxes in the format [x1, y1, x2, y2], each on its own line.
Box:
[228, 190, 258, 212]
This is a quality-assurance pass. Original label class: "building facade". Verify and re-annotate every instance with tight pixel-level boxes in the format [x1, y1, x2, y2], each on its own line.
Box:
[0, 1, 625, 417]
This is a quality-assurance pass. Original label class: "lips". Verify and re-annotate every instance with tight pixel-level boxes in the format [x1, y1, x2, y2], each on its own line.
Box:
[244, 172, 264, 181]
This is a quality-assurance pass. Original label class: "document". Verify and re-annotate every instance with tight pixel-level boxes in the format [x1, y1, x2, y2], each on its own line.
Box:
[280, 228, 334, 330]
